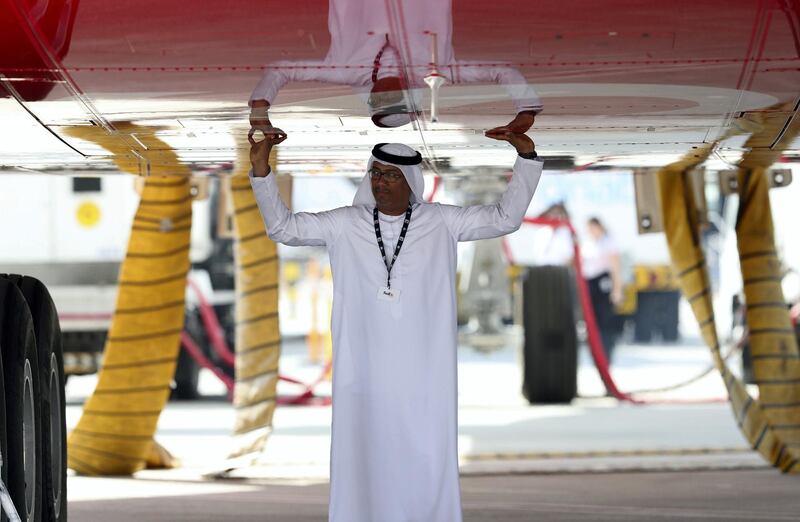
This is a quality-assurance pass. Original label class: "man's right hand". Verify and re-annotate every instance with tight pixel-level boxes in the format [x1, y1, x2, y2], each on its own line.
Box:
[504, 111, 535, 133]
[249, 127, 287, 177]
[484, 127, 535, 155]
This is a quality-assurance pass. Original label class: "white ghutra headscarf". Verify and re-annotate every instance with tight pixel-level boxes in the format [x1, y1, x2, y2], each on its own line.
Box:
[352, 143, 425, 206]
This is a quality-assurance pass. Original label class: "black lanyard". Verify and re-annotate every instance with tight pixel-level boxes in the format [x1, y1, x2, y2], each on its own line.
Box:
[373, 205, 413, 289]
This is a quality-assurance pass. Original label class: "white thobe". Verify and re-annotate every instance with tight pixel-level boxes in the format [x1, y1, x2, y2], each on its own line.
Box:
[250, 156, 543, 522]
[250, 0, 542, 114]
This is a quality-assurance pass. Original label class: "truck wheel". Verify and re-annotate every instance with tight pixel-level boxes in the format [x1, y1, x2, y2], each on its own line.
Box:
[0, 339, 8, 522]
[173, 346, 201, 400]
[172, 309, 202, 400]
[12, 277, 67, 522]
[214, 303, 236, 379]
[0, 279, 43, 522]
[521, 266, 578, 404]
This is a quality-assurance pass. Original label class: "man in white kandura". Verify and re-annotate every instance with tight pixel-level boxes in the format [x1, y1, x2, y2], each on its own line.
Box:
[248, 126, 543, 522]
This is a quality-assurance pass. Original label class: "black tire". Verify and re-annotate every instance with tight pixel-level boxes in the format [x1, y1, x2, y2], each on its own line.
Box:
[8, 276, 66, 522]
[173, 345, 201, 401]
[172, 309, 202, 400]
[521, 266, 579, 404]
[214, 303, 236, 379]
[0, 340, 8, 522]
[0, 279, 43, 522]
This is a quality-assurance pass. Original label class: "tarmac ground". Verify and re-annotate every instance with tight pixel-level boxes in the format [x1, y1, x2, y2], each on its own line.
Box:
[65, 334, 800, 521]
[69, 469, 800, 521]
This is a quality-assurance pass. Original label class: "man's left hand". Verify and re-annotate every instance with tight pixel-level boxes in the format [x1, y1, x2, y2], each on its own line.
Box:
[248, 127, 287, 177]
[485, 127, 535, 154]
[505, 111, 535, 133]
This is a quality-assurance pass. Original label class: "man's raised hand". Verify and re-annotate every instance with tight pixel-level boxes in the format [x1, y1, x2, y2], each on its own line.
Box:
[248, 127, 287, 178]
[484, 127, 535, 155]
[504, 111, 535, 133]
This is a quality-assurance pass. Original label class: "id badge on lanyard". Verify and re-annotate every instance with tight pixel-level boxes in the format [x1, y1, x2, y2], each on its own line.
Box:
[377, 286, 401, 302]
[373, 205, 412, 303]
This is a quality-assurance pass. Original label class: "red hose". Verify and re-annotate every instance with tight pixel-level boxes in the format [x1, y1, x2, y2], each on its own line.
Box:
[187, 278, 236, 367]
[276, 358, 333, 406]
[188, 277, 332, 405]
[180, 331, 235, 395]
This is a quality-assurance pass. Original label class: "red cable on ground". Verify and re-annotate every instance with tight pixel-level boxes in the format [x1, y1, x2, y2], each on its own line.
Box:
[180, 331, 235, 395]
[277, 358, 333, 406]
[188, 277, 333, 405]
[511, 217, 726, 405]
[188, 278, 236, 367]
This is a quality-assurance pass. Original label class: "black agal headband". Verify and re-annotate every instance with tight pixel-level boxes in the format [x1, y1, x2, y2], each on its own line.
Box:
[371, 143, 422, 166]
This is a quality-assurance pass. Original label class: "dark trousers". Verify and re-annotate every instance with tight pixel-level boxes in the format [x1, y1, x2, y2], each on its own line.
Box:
[587, 272, 617, 362]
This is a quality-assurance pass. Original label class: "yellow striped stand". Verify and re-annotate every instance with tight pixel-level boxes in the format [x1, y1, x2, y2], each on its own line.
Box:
[227, 141, 281, 461]
[734, 110, 800, 473]
[64, 124, 191, 475]
[657, 149, 775, 470]
[657, 106, 800, 473]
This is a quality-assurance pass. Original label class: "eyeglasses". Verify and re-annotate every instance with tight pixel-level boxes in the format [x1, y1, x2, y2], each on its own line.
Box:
[369, 167, 404, 183]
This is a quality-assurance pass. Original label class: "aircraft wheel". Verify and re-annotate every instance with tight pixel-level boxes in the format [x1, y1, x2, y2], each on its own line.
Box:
[6, 276, 66, 522]
[0, 335, 8, 522]
[172, 309, 201, 401]
[173, 347, 201, 401]
[0, 278, 43, 522]
[521, 266, 579, 404]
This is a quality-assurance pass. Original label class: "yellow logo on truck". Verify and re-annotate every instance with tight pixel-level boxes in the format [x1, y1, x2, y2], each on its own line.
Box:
[76, 201, 101, 228]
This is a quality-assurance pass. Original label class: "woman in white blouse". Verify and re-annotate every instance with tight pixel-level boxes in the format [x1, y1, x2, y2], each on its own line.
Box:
[582, 217, 623, 362]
